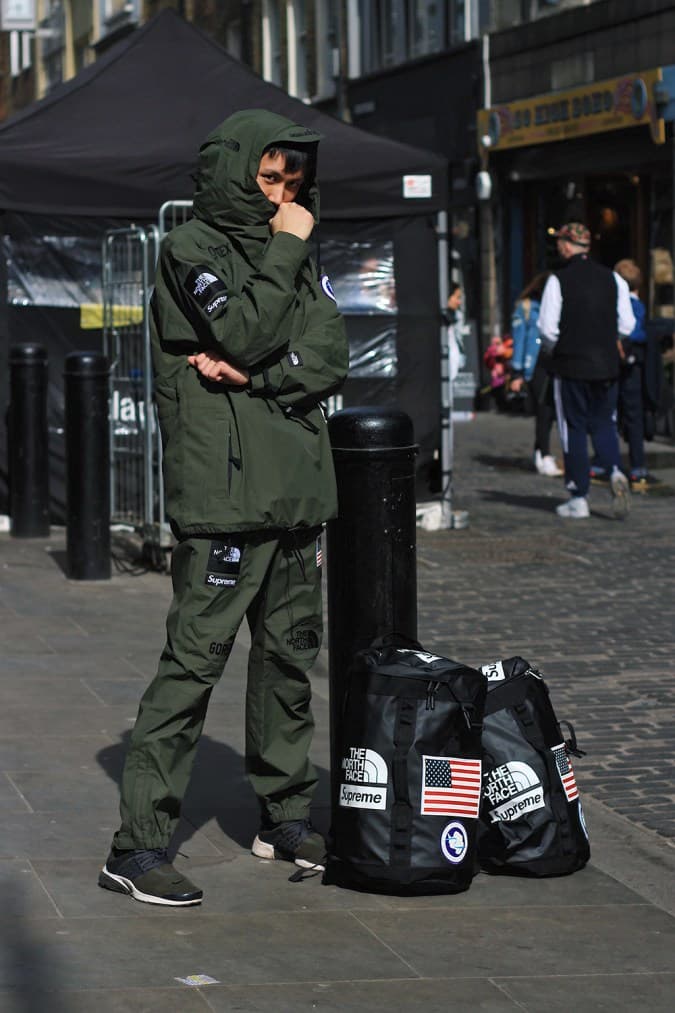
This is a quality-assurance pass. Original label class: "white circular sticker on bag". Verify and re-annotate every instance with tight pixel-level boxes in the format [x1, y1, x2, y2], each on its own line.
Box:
[440, 821, 468, 864]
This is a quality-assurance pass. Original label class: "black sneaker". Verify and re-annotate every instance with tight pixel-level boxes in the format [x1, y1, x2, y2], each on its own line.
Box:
[98, 848, 203, 906]
[252, 819, 326, 870]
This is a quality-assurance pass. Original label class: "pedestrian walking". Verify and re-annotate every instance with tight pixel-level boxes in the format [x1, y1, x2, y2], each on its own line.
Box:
[538, 222, 635, 518]
[98, 109, 349, 906]
[509, 272, 562, 477]
[606, 259, 655, 490]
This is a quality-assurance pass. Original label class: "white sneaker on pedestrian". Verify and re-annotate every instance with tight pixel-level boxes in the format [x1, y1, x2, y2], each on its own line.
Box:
[610, 468, 630, 518]
[535, 450, 563, 477]
[555, 496, 590, 519]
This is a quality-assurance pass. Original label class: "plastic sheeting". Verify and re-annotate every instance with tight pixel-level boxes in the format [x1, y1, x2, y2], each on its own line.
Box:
[322, 239, 398, 379]
[4, 232, 103, 308]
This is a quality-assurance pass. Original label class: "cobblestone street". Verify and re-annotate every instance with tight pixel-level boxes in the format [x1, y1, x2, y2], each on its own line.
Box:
[417, 411, 675, 840]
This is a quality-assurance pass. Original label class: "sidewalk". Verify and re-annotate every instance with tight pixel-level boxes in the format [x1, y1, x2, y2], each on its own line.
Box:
[1, 411, 674, 1012]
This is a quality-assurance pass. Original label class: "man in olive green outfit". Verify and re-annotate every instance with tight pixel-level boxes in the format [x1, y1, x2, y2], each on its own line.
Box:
[99, 110, 348, 906]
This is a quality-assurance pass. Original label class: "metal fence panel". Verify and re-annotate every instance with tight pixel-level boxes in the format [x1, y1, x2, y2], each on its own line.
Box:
[102, 225, 165, 548]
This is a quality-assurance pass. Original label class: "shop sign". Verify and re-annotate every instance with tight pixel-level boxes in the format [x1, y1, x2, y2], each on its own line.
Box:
[478, 69, 665, 152]
[0, 1, 36, 31]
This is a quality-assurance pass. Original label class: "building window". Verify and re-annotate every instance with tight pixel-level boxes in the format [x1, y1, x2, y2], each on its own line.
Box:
[409, 0, 445, 58]
[262, 0, 283, 86]
[227, 19, 243, 61]
[287, 0, 309, 99]
[314, 0, 338, 99]
[379, 0, 407, 66]
[9, 30, 33, 76]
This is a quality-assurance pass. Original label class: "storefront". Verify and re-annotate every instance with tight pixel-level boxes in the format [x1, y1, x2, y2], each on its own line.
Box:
[477, 69, 673, 327]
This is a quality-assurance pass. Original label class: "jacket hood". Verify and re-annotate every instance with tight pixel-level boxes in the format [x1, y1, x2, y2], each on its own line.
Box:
[192, 109, 322, 231]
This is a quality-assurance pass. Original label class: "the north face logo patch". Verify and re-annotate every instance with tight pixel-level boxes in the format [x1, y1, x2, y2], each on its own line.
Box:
[287, 628, 320, 651]
[185, 265, 228, 311]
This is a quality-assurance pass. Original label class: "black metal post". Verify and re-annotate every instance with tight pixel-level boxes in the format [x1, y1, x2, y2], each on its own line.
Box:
[64, 352, 111, 580]
[326, 407, 418, 808]
[9, 343, 50, 537]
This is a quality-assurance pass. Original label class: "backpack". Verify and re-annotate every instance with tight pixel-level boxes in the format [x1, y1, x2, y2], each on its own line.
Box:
[325, 638, 487, 895]
[477, 656, 590, 877]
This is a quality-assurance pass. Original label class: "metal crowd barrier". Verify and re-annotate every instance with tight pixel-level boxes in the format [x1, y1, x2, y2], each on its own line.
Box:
[101, 224, 168, 564]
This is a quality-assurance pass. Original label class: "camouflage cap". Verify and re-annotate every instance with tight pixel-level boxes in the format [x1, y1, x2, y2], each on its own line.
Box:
[553, 222, 591, 248]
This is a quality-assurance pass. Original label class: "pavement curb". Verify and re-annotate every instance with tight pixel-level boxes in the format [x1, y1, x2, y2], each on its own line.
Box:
[584, 795, 675, 915]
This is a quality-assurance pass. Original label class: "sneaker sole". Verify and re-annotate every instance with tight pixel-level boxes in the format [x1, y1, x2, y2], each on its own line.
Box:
[251, 835, 325, 871]
[611, 479, 631, 518]
[98, 866, 202, 906]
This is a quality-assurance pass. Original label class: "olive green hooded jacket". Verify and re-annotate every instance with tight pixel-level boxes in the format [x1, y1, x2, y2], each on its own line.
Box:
[150, 109, 349, 537]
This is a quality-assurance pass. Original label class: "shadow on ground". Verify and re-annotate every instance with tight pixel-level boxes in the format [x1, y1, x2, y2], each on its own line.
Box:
[479, 490, 561, 513]
[96, 731, 331, 855]
[1, 883, 69, 1008]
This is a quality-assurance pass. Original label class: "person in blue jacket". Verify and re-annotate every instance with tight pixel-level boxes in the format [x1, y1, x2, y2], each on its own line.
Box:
[612, 260, 652, 488]
[509, 272, 562, 477]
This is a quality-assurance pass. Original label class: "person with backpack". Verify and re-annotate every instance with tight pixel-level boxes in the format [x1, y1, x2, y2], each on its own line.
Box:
[509, 272, 562, 477]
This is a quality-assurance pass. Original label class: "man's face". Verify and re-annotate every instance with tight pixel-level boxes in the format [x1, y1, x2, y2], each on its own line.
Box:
[557, 238, 583, 260]
[256, 152, 305, 207]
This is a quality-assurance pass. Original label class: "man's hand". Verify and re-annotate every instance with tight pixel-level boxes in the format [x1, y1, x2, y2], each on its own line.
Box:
[269, 202, 314, 241]
[187, 350, 249, 386]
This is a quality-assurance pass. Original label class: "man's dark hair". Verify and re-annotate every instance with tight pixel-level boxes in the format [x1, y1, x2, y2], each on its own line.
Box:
[263, 144, 310, 175]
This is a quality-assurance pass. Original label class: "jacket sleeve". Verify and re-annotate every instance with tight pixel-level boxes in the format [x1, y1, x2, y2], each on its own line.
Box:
[248, 269, 350, 409]
[510, 303, 525, 375]
[158, 231, 311, 368]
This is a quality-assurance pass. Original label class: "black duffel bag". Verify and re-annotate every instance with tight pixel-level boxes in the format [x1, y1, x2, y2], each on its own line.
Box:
[477, 656, 590, 877]
[325, 638, 487, 895]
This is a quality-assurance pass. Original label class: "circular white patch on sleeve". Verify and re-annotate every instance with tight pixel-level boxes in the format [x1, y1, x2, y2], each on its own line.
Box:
[321, 274, 337, 303]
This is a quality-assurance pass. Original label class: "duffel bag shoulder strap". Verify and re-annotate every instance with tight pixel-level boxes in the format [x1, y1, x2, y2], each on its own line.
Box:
[389, 694, 417, 869]
[508, 684, 580, 858]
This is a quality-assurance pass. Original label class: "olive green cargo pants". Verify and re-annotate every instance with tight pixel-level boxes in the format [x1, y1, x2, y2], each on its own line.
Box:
[113, 528, 323, 851]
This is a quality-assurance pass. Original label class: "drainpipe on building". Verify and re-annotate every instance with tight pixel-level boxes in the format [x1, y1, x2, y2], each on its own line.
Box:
[479, 32, 500, 370]
[335, 0, 351, 123]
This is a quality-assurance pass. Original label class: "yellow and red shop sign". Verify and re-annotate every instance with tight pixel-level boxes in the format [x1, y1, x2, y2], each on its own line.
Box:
[477, 69, 665, 152]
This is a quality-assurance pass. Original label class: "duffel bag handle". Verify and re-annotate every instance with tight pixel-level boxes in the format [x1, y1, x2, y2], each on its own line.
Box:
[370, 631, 424, 652]
[560, 719, 586, 758]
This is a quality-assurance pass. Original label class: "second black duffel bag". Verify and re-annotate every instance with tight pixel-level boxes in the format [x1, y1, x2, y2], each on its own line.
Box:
[477, 656, 590, 877]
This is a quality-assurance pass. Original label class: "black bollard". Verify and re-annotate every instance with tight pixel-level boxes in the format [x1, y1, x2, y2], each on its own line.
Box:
[326, 407, 418, 807]
[64, 352, 111, 580]
[9, 344, 50, 537]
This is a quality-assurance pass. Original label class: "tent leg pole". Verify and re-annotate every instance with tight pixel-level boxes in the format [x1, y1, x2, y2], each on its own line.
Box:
[437, 210, 452, 529]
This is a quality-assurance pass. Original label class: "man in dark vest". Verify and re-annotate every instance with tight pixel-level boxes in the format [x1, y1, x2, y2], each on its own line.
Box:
[538, 222, 635, 519]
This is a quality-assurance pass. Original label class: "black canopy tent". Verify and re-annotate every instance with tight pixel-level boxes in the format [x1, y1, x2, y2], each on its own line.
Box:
[0, 9, 449, 518]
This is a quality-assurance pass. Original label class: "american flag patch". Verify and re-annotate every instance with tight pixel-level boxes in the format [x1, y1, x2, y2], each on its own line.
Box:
[316, 535, 323, 568]
[421, 755, 482, 818]
[551, 743, 579, 801]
